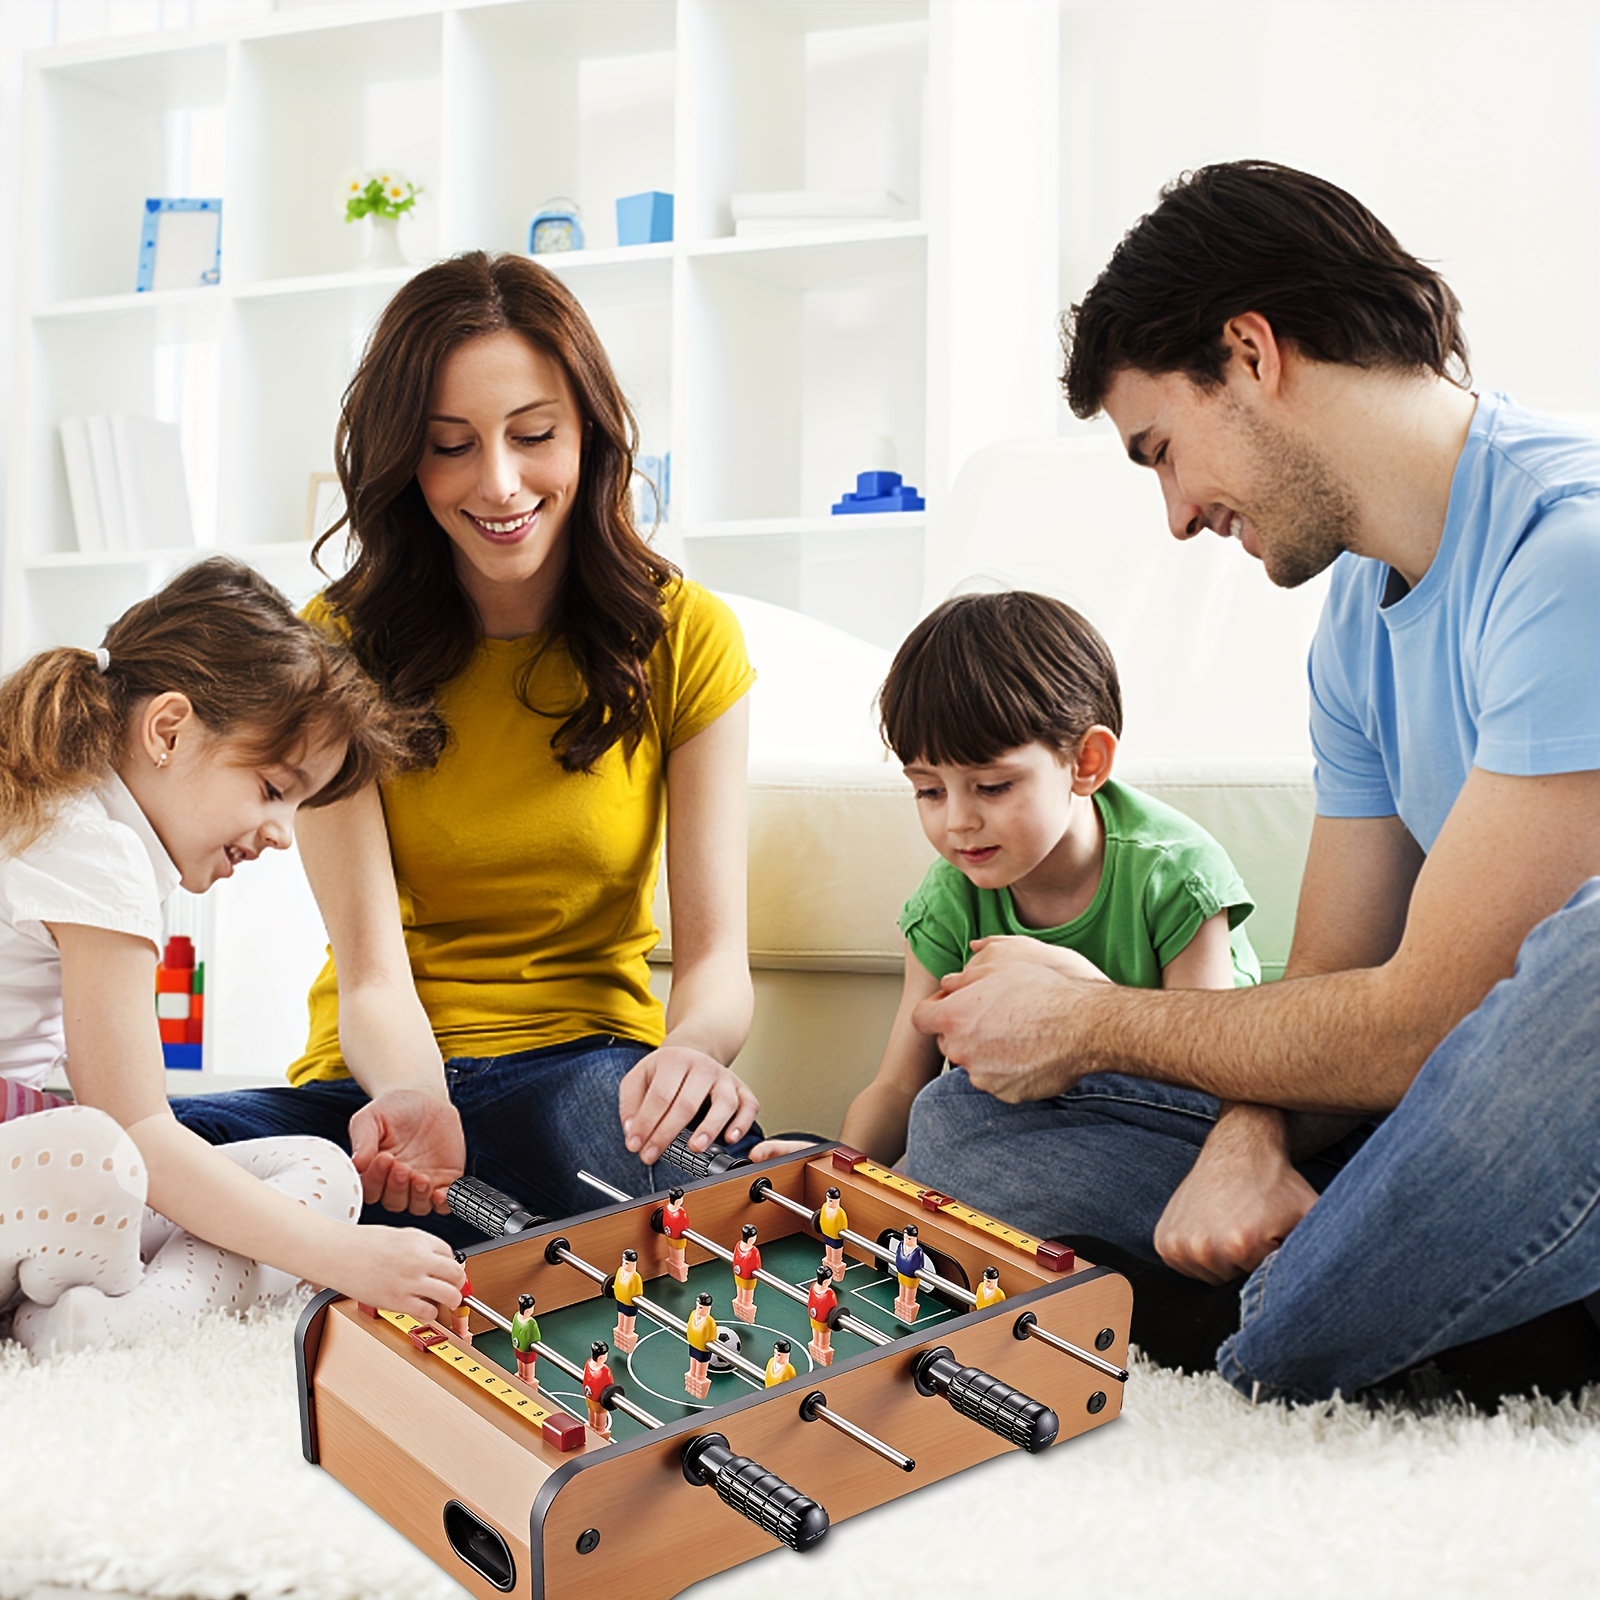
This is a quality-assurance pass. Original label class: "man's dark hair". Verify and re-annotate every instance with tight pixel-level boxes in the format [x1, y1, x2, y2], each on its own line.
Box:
[1061, 161, 1470, 418]
[879, 591, 1122, 767]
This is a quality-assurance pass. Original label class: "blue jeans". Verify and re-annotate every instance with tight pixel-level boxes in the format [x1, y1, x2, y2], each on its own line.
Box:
[174, 1036, 762, 1251]
[906, 878, 1600, 1402]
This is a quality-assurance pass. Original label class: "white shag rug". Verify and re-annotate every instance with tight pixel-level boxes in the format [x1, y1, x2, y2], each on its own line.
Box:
[2, 1305, 1597, 1600]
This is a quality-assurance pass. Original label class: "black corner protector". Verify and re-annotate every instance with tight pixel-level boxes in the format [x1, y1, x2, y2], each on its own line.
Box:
[294, 1287, 342, 1465]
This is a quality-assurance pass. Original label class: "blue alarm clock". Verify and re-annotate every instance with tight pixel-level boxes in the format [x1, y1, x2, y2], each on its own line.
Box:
[529, 199, 584, 254]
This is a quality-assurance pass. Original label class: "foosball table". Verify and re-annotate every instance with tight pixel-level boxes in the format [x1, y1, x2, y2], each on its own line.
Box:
[295, 1142, 1132, 1599]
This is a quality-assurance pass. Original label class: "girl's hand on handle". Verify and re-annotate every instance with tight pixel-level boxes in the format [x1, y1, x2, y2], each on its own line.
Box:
[619, 1046, 760, 1166]
[325, 1225, 466, 1322]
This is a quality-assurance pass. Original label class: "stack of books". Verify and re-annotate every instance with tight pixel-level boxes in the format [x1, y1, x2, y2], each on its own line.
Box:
[59, 414, 195, 554]
[730, 190, 912, 238]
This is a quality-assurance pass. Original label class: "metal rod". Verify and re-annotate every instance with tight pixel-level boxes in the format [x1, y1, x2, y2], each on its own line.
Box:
[754, 1180, 978, 1306]
[1017, 1314, 1129, 1384]
[462, 1292, 664, 1430]
[800, 1391, 915, 1473]
[574, 1168, 891, 1348]
[576, 1169, 632, 1204]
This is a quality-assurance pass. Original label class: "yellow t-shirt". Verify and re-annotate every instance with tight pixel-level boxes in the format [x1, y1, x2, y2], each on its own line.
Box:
[289, 579, 755, 1085]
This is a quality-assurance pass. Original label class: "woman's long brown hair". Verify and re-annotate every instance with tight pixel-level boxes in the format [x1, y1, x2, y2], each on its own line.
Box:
[316, 252, 678, 772]
[0, 556, 416, 853]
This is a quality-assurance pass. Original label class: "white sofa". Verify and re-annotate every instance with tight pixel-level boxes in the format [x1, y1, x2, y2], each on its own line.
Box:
[654, 433, 1328, 1137]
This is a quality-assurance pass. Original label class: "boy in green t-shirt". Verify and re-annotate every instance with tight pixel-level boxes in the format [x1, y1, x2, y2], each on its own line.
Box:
[765, 591, 1257, 1167]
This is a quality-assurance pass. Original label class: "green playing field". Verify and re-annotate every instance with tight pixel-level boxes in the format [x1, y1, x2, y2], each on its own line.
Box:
[473, 1233, 961, 1442]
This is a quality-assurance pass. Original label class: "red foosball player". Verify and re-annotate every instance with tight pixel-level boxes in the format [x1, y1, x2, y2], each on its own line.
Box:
[662, 1186, 690, 1282]
[730, 1224, 761, 1323]
[806, 1265, 837, 1367]
[764, 1337, 797, 1388]
[509, 1292, 540, 1383]
[581, 1340, 616, 1440]
[891, 1224, 926, 1323]
[684, 1291, 717, 1399]
[612, 1248, 644, 1353]
[974, 1265, 1006, 1311]
[451, 1251, 473, 1344]
[817, 1185, 849, 1279]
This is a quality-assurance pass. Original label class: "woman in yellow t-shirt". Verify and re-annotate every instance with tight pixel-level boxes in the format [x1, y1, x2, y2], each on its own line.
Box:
[175, 254, 761, 1234]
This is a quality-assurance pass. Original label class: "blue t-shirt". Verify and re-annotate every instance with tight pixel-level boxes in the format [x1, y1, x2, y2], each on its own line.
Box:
[1310, 392, 1600, 851]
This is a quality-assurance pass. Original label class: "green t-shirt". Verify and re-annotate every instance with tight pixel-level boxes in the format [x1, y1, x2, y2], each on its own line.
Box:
[898, 780, 1260, 988]
[510, 1310, 541, 1353]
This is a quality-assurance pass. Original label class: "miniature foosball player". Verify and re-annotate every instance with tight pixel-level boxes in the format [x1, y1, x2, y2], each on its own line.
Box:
[661, 1186, 690, 1282]
[509, 1292, 540, 1383]
[764, 1336, 797, 1388]
[611, 1247, 644, 1352]
[452, 1251, 474, 1343]
[581, 1340, 616, 1439]
[817, 1185, 848, 1278]
[975, 1265, 1007, 1311]
[730, 1224, 761, 1323]
[892, 1224, 926, 1322]
[806, 1264, 838, 1366]
[684, 1291, 718, 1399]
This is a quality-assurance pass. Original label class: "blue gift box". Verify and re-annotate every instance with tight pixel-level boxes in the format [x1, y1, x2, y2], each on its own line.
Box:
[616, 190, 674, 246]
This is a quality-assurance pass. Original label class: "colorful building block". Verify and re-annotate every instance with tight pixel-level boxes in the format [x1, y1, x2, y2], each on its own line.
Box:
[156, 935, 204, 1068]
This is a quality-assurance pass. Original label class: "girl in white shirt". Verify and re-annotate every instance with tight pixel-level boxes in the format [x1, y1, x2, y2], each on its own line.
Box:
[0, 557, 464, 1352]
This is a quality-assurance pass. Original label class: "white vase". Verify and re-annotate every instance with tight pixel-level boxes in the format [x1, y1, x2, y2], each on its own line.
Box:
[362, 213, 405, 269]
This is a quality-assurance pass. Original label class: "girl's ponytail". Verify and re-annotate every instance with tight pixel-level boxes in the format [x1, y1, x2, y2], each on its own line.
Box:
[0, 648, 126, 850]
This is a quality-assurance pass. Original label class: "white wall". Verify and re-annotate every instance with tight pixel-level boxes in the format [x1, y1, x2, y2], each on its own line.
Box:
[1058, 3, 1600, 430]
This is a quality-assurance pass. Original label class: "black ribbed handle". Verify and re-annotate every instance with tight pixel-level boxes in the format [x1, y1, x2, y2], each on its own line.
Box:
[911, 1347, 1060, 1454]
[446, 1176, 545, 1237]
[680, 1433, 829, 1552]
[661, 1130, 750, 1180]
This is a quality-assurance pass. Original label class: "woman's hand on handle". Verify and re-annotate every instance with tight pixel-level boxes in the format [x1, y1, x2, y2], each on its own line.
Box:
[619, 1046, 760, 1166]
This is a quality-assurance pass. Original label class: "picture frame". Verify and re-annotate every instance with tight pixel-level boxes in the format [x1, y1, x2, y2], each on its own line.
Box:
[305, 473, 344, 540]
[136, 198, 223, 293]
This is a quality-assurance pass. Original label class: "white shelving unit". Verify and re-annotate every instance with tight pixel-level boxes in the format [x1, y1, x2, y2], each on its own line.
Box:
[9, 0, 1063, 1087]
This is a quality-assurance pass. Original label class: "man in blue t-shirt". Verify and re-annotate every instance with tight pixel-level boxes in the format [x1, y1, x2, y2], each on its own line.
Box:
[905, 161, 1600, 1405]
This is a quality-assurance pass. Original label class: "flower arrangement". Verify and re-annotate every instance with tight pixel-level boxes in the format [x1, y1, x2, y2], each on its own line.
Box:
[343, 169, 420, 224]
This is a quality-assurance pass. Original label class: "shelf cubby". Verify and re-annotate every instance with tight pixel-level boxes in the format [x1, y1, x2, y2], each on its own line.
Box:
[448, 1, 677, 258]
[230, 13, 443, 286]
[32, 41, 229, 305]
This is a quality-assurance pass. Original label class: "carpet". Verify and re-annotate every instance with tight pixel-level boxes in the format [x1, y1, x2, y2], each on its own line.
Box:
[2, 1305, 1597, 1600]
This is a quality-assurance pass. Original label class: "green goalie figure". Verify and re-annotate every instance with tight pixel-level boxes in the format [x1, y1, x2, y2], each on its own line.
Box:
[509, 1292, 540, 1385]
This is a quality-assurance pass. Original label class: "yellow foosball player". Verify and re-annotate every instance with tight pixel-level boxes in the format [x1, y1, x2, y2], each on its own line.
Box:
[817, 1186, 848, 1278]
[975, 1265, 1007, 1311]
[612, 1247, 644, 1352]
[764, 1337, 797, 1388]
[684, 1291, 717, 1398]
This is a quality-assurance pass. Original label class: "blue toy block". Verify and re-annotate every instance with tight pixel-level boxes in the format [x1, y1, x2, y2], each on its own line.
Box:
[616, 190, 674, 246]
[853, 470, 903, 499]
[162, 1042, 203, 1071]
[831, 469, 926, 515]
